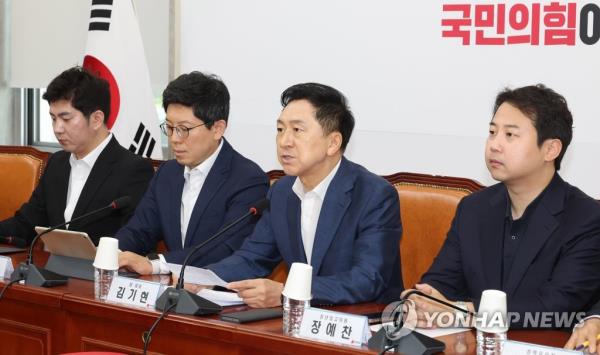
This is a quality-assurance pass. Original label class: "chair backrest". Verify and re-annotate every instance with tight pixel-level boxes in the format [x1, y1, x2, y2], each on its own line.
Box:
[0, 146, 50, 220]
[384, 172, 484, 289]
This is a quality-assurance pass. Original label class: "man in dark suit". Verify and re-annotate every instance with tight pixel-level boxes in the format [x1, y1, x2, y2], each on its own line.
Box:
[406, 85, 600, 329]
[117, 72, 268, 274]
[0, 67, 154, 245]
[565, 300, 600, 352]
[202, 83, 403, 307]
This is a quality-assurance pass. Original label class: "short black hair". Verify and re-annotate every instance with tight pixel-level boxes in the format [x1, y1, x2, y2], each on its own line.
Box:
[42, 66, 111, 123]
[494, 84, 573, 170]
[162, 71, 230, 129]
[281, 83, 355, 151]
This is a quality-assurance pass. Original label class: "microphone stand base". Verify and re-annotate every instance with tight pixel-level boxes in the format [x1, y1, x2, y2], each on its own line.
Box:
[11, 262, 68, 287]
[156, 287, 222, 316]
[368, 328, 445, 354]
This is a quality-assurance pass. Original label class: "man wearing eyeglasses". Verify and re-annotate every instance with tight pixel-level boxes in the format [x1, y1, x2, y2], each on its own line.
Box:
[117, 72, 269, 274]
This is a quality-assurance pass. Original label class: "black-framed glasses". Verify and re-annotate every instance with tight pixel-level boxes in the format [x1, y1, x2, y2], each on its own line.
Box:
[159, 122, 206, 138]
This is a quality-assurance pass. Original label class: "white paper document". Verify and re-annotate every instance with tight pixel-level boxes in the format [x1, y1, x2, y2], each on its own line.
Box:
[197, 288, 244, 307]
[167, 263, 228, 287]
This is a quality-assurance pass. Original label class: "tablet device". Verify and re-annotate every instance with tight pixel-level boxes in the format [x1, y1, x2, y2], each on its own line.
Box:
[34, 226, 96, 260]
[220, 308, 283, 323]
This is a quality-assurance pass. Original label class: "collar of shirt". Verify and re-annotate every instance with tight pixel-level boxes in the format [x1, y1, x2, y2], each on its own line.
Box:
[68, 132, 113, 170]
[503, 173, 554, 222]
[292, 158, 342, 201]
[183, 138, 223, 181]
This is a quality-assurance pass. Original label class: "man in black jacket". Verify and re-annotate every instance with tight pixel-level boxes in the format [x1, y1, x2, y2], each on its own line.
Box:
[0, 67, 153, 245]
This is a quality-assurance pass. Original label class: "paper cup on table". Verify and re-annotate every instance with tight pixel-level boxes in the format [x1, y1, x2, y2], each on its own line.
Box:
[475, 289, 508, 333]
[282, 262, 312, 301]
[92, 237, 119, 270]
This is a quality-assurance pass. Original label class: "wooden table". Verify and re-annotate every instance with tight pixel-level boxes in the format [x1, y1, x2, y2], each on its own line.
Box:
[0, 249, 571, 354]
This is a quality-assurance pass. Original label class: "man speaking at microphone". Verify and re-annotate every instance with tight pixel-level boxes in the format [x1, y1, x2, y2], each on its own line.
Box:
[117, 72, 268, 274]
[200, 83, 403, 307]
[0, 67, 153, 245]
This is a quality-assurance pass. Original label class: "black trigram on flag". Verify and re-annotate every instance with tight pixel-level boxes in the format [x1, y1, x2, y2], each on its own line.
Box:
[89, 0, 113, 31]
[129, 122, 157, 158]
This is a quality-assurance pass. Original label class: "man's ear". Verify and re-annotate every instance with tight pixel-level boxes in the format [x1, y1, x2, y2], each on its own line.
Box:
[326, 131, 343, 156]
[543, 138, 562, 163]
[89, 110, 105, 130]
[211, 119, 227, 140]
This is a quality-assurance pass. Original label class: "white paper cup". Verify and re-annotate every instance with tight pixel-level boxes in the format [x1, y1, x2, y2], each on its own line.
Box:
[282, 262, 312, 301]
[93, 237, 119, 270]
[475, 289, 508, 333]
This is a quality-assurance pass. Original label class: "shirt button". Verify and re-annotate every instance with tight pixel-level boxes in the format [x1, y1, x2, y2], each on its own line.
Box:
[511, 235, 517, 240]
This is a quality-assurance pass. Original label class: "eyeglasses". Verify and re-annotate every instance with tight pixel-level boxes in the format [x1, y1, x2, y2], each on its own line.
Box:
[159, 122, 206, 138]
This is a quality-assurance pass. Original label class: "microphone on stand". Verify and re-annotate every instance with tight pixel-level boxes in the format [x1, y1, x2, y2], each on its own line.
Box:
[10, 196, 132, 287]
[155, 198, 270, 316]
[368, 289, 475, 355]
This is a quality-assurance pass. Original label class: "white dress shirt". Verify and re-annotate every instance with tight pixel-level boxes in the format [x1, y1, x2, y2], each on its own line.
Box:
[180, 139, 223, 246]
[151, 139, 223, 275]
[292, 159, 341, 265]
[64, 133, 113, 224]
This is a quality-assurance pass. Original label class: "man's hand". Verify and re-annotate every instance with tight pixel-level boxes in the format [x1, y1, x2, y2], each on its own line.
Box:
[118, 251, 152, 275]
[401, 283, 474, 328]
[565, 318, 600, 354]
[227, 279, 284, 308]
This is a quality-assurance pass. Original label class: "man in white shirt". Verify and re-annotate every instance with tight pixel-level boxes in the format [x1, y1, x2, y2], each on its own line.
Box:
[0, 67, 153, 244]
[203, 83, 403, 308]
[117, 72, 268, 273]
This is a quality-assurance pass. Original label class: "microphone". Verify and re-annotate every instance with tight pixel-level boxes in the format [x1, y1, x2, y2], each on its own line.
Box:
[0, 236, 27, 248]
[155, 198, 270, 316]
[10, 196, 131, 287]
[368, 290, 474, 355]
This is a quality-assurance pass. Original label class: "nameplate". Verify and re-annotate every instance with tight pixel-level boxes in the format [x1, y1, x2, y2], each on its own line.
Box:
[0, 256, 14, 280]
[106, 276, 162, 308]
[298, 307, 370, 347]
[503, 340, 582, 355]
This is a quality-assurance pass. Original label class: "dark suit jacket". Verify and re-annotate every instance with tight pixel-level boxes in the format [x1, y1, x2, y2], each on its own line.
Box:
[117, 139, 269, 266]
[206, 157, 403, 305]
[421, 174, 600, 328]
[587, 300, 600, 317]
[0, 137, 154, 245]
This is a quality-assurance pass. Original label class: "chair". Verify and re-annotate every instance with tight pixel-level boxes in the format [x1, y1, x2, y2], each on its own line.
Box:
[0, 145, 50, 220]
[384, 172, 484, 289]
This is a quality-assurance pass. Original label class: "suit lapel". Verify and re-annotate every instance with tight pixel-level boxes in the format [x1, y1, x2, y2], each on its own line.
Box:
[53, 153, 71, 223]
[310, 158, 353, 274]
[504, 176, 563, 294]
[71, 137, 119, 224]
[170, 164, 185, 247]
[478, 186, 507, 290]
[184, 140, 231, 247]
[287, 191, 307, 263]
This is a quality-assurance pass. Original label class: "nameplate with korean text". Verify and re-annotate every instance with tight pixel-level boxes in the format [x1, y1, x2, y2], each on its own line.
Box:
[106, 276, 162, 308]
[0, 256, 14, 280]
[298, 307, 370, 347]
[503, 340, 582, 355]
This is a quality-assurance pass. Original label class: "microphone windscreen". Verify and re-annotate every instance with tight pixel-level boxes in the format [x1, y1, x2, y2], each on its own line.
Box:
[111, 196, 132, 210]
[250, 198, 270, 215]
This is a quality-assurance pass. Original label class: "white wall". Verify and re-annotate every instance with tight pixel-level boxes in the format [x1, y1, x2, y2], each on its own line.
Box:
[180, 0, 600, 197]
[9, 0, 169, 94]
